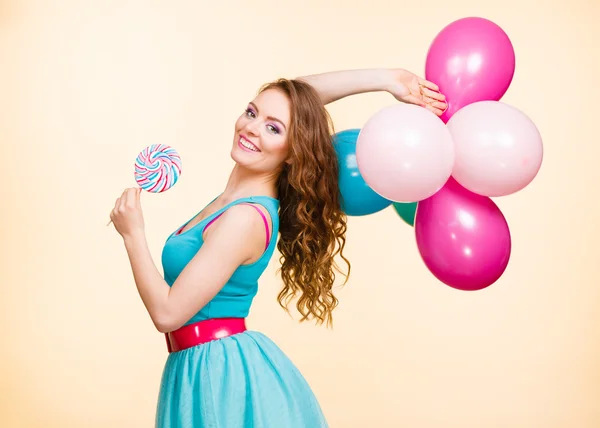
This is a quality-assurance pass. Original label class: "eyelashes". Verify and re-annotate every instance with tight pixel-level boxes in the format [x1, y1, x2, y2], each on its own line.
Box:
[267, 124, 280, 134]
[245, 108, 280, 134]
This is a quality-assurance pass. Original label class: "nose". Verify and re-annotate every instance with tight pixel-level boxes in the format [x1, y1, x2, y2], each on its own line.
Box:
[244, 119, 260, 136]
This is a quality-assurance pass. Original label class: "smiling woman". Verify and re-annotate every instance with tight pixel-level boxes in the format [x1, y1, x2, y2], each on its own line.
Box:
[109, 67, 446, 427]
[231, 88, 292, 172]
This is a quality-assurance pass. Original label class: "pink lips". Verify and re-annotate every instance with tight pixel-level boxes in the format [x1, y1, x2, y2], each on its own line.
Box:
[238, 134, 261, 153]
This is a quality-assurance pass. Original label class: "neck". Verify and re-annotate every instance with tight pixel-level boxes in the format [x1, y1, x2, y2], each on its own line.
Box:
[219, 164, 279, 203]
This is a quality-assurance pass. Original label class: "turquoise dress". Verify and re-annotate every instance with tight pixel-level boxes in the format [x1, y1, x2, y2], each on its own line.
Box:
[157, 195, 329, 428]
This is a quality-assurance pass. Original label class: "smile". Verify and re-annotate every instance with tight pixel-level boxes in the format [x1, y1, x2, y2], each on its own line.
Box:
[238, 136, 261, 152]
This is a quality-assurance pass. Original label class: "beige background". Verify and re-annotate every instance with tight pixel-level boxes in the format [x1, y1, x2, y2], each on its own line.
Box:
[1, 0, 599, 427]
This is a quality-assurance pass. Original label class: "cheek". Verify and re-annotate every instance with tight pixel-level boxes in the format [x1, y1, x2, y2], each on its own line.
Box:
[268, 137, 289, 159]
[260, 135, 289, 162]
[234, 115, 248, 131]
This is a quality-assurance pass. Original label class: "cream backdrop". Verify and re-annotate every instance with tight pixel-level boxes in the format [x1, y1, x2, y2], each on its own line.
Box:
[1, 0, 599, 427]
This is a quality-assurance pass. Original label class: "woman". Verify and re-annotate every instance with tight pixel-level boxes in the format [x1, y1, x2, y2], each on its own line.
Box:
[110, 68, 446, 427]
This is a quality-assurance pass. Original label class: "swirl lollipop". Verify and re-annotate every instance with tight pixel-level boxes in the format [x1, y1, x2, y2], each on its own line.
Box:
[107, 144, 182, 226]
[134, 144, 182, 192]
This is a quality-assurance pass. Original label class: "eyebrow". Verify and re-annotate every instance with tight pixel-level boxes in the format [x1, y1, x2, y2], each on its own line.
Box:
[249, 102, 287, 131]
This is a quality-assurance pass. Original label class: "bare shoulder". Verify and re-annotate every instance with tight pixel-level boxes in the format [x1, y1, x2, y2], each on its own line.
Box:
[207, 203, 269, 234]
[202, 203, 272, 264]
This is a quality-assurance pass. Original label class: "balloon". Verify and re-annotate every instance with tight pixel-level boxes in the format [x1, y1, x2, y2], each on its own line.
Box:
[392, 202, 417, 226]
[447, 101, 543, 197]
[356, 104, 455, 203]
[425, 17, 516, 123]
[415, 177, 511, 291]
[333, 129, 392, 216]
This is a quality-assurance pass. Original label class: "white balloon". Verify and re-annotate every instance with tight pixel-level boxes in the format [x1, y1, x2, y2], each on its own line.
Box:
[356, 104, 455, 202]
[447, 101, 543, 197]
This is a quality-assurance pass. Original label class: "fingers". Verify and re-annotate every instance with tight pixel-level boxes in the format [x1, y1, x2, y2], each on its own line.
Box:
[405, 91, 446, 116]
[428, 101, 448, 111]
[129, 187, 142, 207]
[404, 94, 428, 108]
[417, 78, 447, 108]
[119, 190, 127, 211]
[425, 103, 446, 117]
[111, 188, 138, 219]
[415, 83, 446, 117]
[123, 187, 139, 207]
[422, 94, 447, 112]
[109, 197, 119, 225]
[421, 87, 446, 103]
[418, 78, 440, 92]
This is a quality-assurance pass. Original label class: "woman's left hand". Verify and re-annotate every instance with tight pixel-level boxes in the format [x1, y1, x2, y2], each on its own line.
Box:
[110, 187, 145, 239]
[386, 68, 448, 116]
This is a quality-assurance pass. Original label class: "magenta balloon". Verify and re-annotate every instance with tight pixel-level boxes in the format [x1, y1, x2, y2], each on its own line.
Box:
[415, 177, 511, 291]
[425, 17, 516, 123]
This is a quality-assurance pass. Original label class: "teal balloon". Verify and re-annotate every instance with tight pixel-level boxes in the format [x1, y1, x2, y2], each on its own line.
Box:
[392, 202, 418, 226]
[333, 129, 392, 216]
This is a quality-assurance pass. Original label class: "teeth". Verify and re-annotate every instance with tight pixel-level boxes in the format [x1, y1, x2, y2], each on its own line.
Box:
[240, 137, 259, 152]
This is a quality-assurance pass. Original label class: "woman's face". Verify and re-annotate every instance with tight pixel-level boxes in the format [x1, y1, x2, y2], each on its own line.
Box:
[231, 88, 292, 174]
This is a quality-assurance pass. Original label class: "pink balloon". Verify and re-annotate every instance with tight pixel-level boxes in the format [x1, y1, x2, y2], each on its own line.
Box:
[356, 104, 454, 202]
[447, 101, 543, 197]
[425, 17, 516, 123]
[415, 177, 511, 291]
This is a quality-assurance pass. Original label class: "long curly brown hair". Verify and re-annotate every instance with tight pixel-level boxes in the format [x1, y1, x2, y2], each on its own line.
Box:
[258, 78, 351, 327]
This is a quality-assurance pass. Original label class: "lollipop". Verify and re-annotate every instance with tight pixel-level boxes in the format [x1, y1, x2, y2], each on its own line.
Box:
[107, 144, 182, 226]
[134, 144, 182, 192]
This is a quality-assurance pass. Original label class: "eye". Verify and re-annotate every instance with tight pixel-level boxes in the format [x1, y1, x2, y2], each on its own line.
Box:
[245, 108, 256, 118]
[266, 124, 280, 134]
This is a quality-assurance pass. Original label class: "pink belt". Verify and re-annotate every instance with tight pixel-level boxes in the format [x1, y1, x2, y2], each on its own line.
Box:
[165, 318, 247, 353]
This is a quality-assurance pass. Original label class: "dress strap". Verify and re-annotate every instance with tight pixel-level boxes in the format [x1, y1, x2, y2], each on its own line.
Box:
[202, 202, 271, 250]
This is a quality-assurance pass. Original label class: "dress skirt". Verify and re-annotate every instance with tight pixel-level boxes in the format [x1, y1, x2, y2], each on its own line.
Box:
[155, 331, 329, 428]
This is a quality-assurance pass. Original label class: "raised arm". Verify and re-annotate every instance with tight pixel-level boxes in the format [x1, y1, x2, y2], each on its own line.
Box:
[297, 68, 447, 116]
[297, 69, 394, 105]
